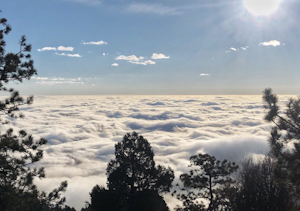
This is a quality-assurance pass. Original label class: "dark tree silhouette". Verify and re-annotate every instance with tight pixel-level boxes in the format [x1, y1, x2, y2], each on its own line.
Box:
[263, 88, 300, 198]
[174, 153, 238, 211]
[229, 156, 295, 211]
[0, 12, 74, 211]
[0, 12, 37, 124]
[86, 132, 174, 211]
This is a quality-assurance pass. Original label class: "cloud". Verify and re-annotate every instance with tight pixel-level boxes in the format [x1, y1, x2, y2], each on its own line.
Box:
[32, 76, 83, 85]
[37, 47, 57, 52]
[82, 40, 107, 45]
[55, 52, 82, 57]
[67, 54, 82, 57]
[63, 0, 101, 6]
[129, 60, 156, 65]
[115, 55, 144, 61]
[259, 40, 280, 47]
[111, 63, 119, 67]
[151, 53, 170, 59]
[115, 55, 155, 65]
[241, 47, 246, 50]
[230, 47, 237, 51]
[2, 94, 282, 210]
[128, 3, 181, 16]
[57, 46, 74, 51]
[200, 73, 210, 76]
[0, 95, 278, 210]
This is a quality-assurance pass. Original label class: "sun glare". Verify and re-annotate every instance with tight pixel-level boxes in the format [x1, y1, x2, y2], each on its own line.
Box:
[243, 0, 281, 16]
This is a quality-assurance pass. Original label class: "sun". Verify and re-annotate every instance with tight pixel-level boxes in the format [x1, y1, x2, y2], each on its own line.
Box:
[243, 0, 281, 16]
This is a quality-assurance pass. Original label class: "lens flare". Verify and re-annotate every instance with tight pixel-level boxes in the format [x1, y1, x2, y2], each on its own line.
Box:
[243, 0, 281, 16]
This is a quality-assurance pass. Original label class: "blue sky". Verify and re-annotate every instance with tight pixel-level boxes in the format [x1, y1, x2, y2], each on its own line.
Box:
[2, 0, 300, 94]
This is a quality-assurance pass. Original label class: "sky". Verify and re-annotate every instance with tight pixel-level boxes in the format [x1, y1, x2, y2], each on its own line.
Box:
[0, 95, 280, 209]
[1, 0, 300, 94]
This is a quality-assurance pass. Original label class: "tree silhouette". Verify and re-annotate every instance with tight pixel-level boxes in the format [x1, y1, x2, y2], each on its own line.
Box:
[174, 153, 238, 211]
[0, 12, 37, 124]
[229, 156, 295, 211]
[263, 88, 300, 198]
[0, 12, 74, 211]
[86, 132, 174, 211]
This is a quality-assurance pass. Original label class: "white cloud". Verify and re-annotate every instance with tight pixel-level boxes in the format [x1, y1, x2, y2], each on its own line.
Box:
[128, 3, 181, 16]
[151, 53, 170, 59]
[200, 73, 210, 76]
[67, 53, 82, 57]
[55, 52, 82, 57]
[241, 47, 246, 50]
[0, 95, 276, 210]
[33, 76, 83, 85]
[115, 55, 144, 61]
[103, 53, 105, 56]
[129, 60, 156, 65]
[37, 47, 57, 52]
[55, 52, 66, 56]
[230, 47, 237, 51]
[57, 46, 74, 51]
[64, 0, 101, 6]
[259, 40, 280, 47]
[111, 63, 119, 66]
[82, 40, 107, 45]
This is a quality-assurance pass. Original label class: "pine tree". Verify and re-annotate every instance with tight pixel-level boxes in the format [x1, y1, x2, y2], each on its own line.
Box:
[0, 11, 74, 211]
[87, 132, 174, 211]
[174, 153, 238, 211]
[263, 88, 300, 199]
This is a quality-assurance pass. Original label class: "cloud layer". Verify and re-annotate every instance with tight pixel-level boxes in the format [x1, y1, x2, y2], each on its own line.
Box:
[2, 95, 290, 210]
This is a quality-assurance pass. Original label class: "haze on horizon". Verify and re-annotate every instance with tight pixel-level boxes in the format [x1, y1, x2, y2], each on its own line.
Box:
[2, 0, 300, 95]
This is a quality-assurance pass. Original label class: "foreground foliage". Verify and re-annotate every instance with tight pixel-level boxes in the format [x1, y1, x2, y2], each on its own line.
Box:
[85, 132, 174, 211]
[263, 88, 300, 199]
[229, 156, 296, 211]
[174, 153, 238, 211]
[0, 11, 74, 211]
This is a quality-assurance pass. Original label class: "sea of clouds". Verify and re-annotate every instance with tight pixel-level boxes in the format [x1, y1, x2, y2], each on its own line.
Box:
[0, 95, 293, 210]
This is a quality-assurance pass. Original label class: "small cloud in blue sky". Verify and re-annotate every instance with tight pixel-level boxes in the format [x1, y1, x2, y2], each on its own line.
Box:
[200, 73, 210, 76]
[111, 63, 119, 66]
[115, 55, 155, 65]
[127, 3, 181, 16]
[63, 0, 101, 6]
[57, 46, 74, 51]
[55, 52, 82, 57]
[230, 47, 237, 51]
[38, 46, 75, 52]
[82, 40, 107, 45]
[37, 47, 57, 52]
[151, 53, 170, 59]
[129, 60, 155, 65]
[115, 55, 144, 61]
[259, 40, 280, 47]
[32, 76, 83, 85]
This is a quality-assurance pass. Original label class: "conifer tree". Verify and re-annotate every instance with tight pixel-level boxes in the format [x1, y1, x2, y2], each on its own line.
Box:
[174, 153, 238, 211]
[86, 132, 174, 211]
[263, 88, 300, 198]
[0, 11, 74, 211]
